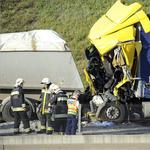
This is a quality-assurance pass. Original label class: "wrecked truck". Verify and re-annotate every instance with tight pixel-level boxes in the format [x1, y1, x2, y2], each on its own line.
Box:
[83, 0, 150, 123]
[0, 30, 84, 122]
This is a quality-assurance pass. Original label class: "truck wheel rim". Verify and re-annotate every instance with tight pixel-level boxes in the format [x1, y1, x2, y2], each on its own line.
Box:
[106, 106, 119, 119]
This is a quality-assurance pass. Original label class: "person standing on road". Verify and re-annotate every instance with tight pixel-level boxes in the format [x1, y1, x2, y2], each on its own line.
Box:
[11, 78, 34, 134]
[65, 90, 81, 135]
[50, 84, 68, 135]
[37, 78, 53, 135]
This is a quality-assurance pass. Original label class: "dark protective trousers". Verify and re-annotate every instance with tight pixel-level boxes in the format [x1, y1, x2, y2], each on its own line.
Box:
[65, 115, 77, 135]
[40, 113, 53, 131]
[13, 111, 30, 129]
[54, 117, 67, 133]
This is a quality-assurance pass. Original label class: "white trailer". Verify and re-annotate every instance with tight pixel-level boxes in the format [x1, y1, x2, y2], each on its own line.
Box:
[0, 30, 84, 122]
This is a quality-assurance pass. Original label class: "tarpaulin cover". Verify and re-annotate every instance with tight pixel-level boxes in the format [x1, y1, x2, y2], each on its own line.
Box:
[0, 30, 69, 51]
[93, 121, 114, 126]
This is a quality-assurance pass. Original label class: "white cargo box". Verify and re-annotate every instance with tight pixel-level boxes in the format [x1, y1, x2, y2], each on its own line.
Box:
[0, 30, 84, 91]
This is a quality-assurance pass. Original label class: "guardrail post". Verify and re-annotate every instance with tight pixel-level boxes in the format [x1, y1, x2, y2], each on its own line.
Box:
[78, 104, 82, 134]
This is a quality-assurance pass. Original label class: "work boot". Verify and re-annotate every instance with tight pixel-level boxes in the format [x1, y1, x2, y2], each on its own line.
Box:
[46, 130, 53, 135]
[26, 129, 35, 134]
[14, 131, 22, 135]
[37, 129, 46, 134]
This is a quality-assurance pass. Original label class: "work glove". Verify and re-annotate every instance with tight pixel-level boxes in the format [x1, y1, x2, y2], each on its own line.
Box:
[48, 106, 52, 113]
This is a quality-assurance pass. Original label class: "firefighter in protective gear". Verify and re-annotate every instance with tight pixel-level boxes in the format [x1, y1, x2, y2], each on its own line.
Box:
[11, 78, 34, 134]
[50, 84, 68, 135]
[65, 90, 81, 135]
[37, 78, 53, 134]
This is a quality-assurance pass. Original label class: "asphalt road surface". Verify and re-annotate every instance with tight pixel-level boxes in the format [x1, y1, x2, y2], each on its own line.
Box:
[0, 119, 150, 136]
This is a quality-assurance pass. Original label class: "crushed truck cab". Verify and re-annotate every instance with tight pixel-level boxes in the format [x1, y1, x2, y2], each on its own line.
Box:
[84, 0, 150, 122]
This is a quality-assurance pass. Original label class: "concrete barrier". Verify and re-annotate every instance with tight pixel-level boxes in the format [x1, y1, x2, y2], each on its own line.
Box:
[0, 135, 150, 145]
[2, 143, 150, 150]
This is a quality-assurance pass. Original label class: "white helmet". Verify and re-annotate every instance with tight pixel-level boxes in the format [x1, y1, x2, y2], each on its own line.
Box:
[50, 84, 61, 94]
[73, 90, 81, 96]
[15, 78, 25, 86]
[41, 78, 51, 84]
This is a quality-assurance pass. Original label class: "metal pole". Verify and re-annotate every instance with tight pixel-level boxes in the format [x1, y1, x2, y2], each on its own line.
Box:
[78, 104, 81, 133]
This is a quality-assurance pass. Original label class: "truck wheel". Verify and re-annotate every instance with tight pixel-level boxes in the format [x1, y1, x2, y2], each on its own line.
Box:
[100, 101, 126, 123]
[2, 97, 33, 122]
[36, 103, 42, 120]
[2, 100, 14, 122]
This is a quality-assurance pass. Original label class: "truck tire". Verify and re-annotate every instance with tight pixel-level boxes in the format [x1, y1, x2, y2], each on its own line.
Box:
[100, 101, 126, 123]
[2, 97, 33, 122]
[36, 103, 42, 120]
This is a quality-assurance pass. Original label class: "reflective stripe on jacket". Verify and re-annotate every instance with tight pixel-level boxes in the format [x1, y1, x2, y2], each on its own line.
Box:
[67, 97, 78, 115]
[39, 87, 52, 114]
[12, 107, 24, 111]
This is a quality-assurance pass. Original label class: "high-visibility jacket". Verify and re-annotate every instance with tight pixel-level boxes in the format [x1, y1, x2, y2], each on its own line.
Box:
[67, 97, 79, 115]
[50, 91, 68, 118]
[11, 86, 26, 111]
[39, 87, 52, 114]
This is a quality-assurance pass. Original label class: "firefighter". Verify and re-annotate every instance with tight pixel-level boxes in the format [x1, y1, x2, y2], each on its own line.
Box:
[65, 90, 81, 135]
[11, 78, 34, 134]
[50, 84, 68, 135]
[37, 78, 53, 134]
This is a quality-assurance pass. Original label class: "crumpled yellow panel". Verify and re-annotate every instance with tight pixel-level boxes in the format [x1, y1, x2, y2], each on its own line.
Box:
[106, 0, 141, 24]
[93, 26, 135, 55]
[121, 43, 136, 70]
[88, 0, 150, 42]
[84, 69, 96, 95]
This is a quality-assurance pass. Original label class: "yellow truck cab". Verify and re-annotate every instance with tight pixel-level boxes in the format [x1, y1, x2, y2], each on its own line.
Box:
[84, 0, 150, 123]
